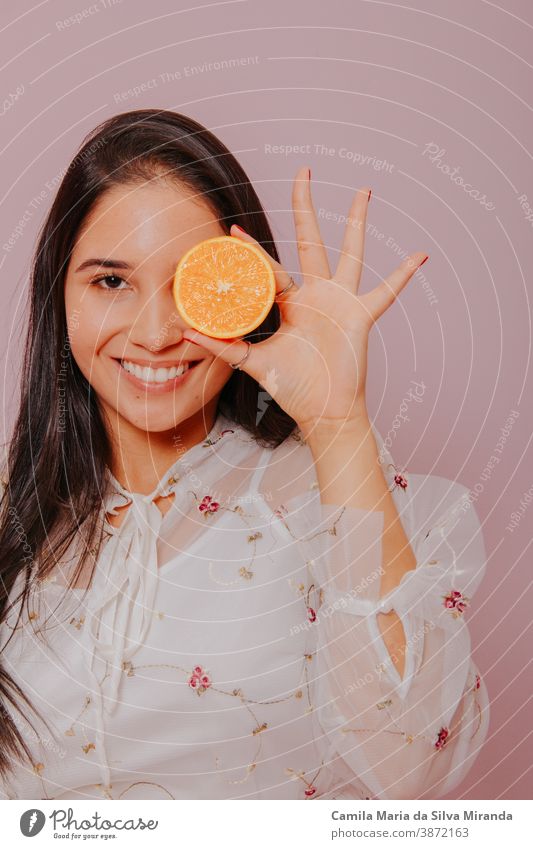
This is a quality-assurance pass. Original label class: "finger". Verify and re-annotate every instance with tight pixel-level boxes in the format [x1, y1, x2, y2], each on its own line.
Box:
[364, 253, 429, 320]
[229, 225, 299, 300]
[334, 187, 371, 292]
[182, 329, 264, 380]
[291, 166, 331, 283]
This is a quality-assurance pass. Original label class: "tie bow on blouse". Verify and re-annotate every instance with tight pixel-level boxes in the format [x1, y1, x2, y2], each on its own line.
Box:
[81, 416, 238, 788]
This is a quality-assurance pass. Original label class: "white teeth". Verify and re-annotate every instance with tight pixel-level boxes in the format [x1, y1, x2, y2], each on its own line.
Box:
[155, 367, 171, 383]
[121, 360, 190, 382]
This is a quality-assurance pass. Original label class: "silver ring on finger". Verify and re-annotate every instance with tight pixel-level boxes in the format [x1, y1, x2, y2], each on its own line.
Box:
[275, 276, 296, 299]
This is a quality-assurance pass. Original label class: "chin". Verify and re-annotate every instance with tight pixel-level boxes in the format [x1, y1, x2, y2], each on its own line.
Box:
[119, 407, 196, 434]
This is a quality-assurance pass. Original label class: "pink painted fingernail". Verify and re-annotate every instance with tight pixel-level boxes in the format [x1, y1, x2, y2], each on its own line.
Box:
[233, 224, 246, 234]
[418, 255, 429, 267]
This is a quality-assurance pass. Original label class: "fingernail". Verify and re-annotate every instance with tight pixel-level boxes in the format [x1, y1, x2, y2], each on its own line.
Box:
[233, 224, 246, 234]
[307, 167, 311, 180]
[418, 255, 429, 267]
[368, 189, 372, 201]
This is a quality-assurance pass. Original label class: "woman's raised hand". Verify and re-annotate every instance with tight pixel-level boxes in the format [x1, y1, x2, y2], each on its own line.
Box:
[182, 166, 428, 440]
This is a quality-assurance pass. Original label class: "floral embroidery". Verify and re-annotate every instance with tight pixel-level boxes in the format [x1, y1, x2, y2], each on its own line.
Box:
[285, 765, 323, 798]
[344, 675, 484, 750]
[94, 783, 114, 799]
[96, 782, 175, 801]
[388, 463, 408, 491]
[198, 495, 220, 515]
[82, 742, 96, 754]
[434, 727, 449, 749]
[188, 665, 212, 694]
[65, 694, 91, 737]
[443, 589, 470, 616]
[125, 654, 314, 788]
[203, 428, 235, 447]
[117, 781, 176, 800]
[470, 673, 484, 740]
[207, 502, 265, 586]
[290, 576, 323, 627]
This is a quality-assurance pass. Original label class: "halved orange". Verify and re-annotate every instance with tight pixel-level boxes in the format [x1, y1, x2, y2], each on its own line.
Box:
[173, 235, 276, 339]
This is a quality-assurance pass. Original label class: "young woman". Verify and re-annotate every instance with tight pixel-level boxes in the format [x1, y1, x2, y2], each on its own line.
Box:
[0, 109, 488, 800]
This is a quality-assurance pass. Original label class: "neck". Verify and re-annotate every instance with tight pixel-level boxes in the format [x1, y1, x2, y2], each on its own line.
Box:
[104, 400, 220, 495]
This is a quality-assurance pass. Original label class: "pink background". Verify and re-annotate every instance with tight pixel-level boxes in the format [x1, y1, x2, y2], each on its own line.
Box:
[1, 0, 531, 799]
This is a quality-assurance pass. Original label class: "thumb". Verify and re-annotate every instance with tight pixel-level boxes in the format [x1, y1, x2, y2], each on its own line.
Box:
[183, 329, 259, 376]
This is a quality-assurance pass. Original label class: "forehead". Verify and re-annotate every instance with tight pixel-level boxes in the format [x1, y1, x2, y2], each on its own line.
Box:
[71, 178, 222, 261]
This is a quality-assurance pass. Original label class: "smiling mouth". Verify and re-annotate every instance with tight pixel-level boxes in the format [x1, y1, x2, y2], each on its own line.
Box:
[115, 358, 202, 385]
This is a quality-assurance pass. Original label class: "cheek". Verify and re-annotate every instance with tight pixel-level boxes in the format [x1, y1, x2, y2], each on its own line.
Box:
[200, 357, 234, 393]
[66, 307, 116, 377]
[65, 285, 114, 350]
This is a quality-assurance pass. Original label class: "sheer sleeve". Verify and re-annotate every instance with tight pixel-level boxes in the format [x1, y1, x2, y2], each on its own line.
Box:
[274, 425, 489, 800]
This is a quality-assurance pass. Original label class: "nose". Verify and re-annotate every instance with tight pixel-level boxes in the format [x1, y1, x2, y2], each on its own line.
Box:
[128, 281, 187, 352]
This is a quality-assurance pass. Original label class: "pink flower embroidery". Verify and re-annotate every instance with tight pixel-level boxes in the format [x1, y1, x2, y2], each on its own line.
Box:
[203, 428, 235, 447]
[188, 665, 212, 694]
[198, 495, 220, 515]
[307, 607, 317, 623]
[285, 766, 321, 798]
[443, 589, 470, 615]
[435, 726, 449, 749]
[388, 464, 408, 491]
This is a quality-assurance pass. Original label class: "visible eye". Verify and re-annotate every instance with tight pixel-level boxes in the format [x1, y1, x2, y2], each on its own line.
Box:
[89, 274, 130, 292]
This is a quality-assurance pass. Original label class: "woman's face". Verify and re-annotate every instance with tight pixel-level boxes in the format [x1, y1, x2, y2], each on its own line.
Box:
[64, 178, 232, 434]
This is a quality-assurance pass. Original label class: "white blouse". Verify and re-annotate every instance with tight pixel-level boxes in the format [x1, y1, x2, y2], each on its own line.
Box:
[0, 412, 489, 800]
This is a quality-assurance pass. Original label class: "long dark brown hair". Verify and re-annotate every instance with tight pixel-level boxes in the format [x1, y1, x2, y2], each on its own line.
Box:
[0, 109, 296, 778]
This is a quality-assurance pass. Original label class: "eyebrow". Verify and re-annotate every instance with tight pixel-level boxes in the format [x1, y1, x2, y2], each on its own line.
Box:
[75, 258, 133, 272]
